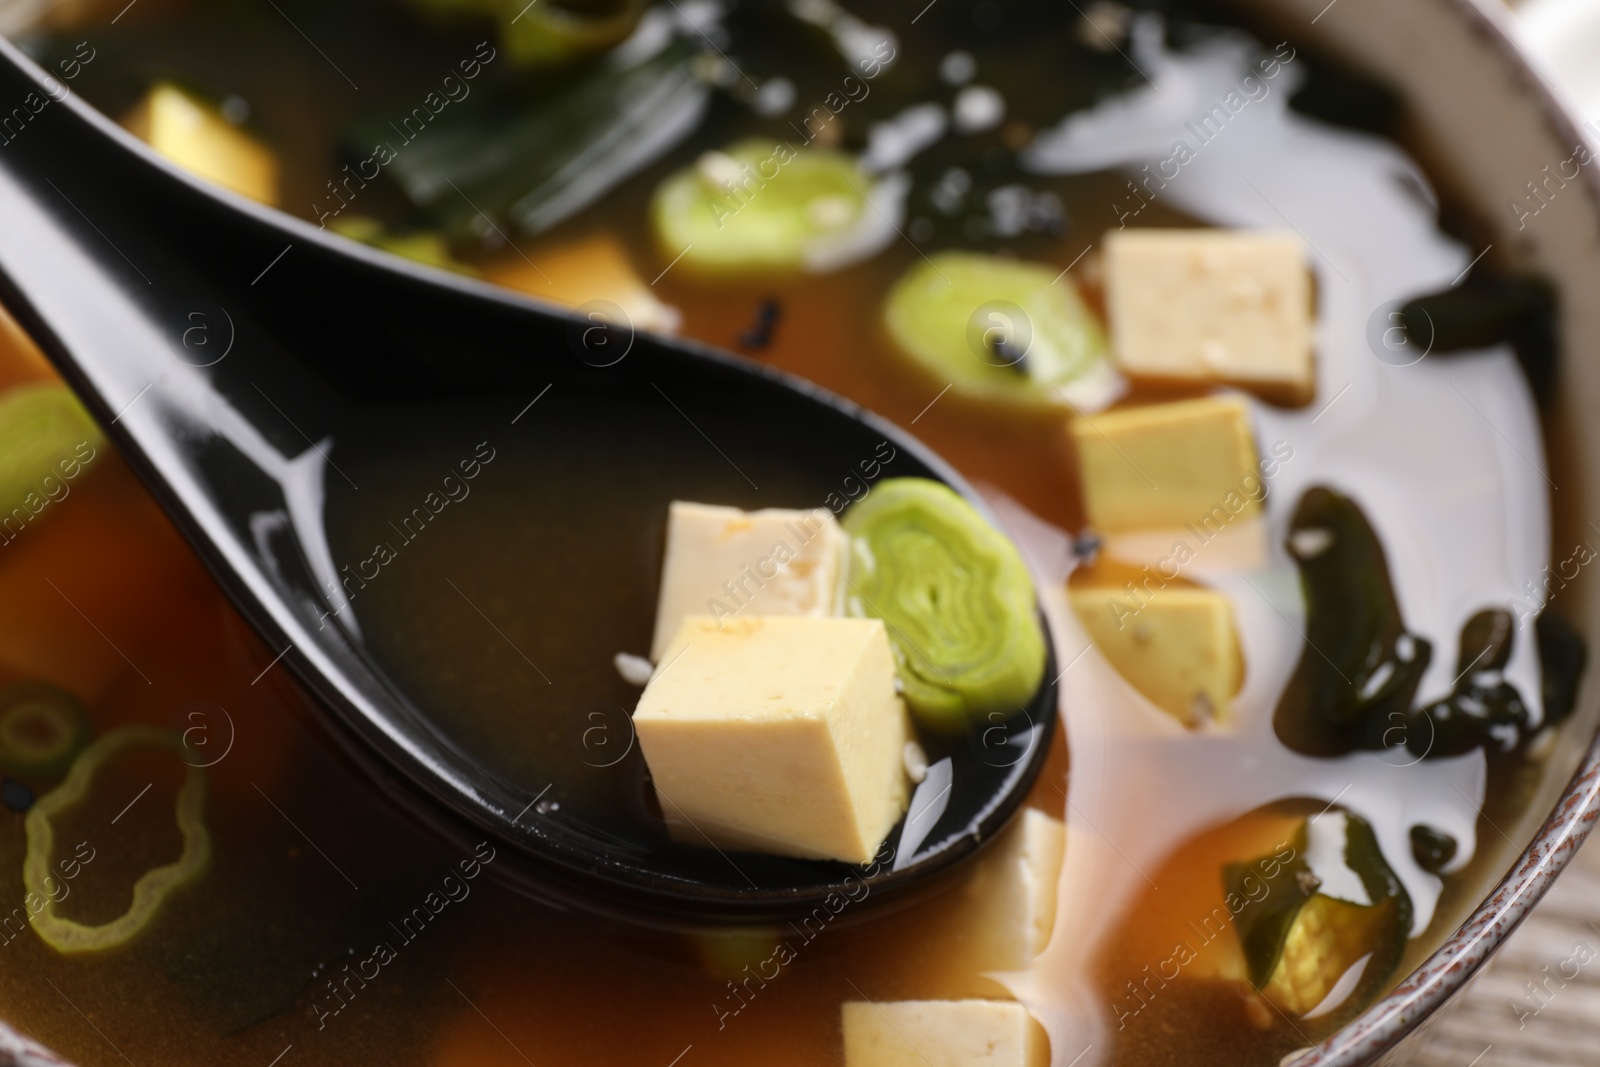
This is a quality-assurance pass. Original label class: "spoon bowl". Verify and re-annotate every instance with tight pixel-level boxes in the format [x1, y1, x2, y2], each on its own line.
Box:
[0, 38, 1057, 920]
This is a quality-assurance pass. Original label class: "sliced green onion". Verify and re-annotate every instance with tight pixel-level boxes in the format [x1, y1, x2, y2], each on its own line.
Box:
[25, 727, 209, 954]
[0, 683, 88, 779]
[329, 216, 477, 275]
[407, 0, 646, 66]
[842, 478, 1045, 733]
[498, 0, 648, 66]
[0, 383, 103, 520]
[883, 251, 1119, 412]
[651, 140, 874, 272]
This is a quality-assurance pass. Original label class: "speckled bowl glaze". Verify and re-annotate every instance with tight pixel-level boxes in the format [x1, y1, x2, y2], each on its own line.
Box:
[1, 0, 1598, 1063]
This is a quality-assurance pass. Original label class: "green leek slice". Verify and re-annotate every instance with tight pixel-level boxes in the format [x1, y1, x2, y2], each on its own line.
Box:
[25, 727, 209, 954]
[329, 216, 477, 275]
[651, 140, 873, 272]
[842, 478, 1045, 733]
[883, 251, 1119, 413]
[0, 683, 89, 779]
[408, 0, 646, 67]
[499, 0, 648, 66]
[0, 383, 103, 520]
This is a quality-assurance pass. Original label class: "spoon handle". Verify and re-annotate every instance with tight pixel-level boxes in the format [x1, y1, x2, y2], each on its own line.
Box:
[0, 37, 181, 422]
[0, 37, 398, 775]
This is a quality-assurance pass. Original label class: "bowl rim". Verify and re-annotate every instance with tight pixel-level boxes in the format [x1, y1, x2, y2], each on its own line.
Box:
[1288, 3, 1600, 1060]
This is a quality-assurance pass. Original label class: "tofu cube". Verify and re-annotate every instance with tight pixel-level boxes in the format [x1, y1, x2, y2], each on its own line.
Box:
[1102, 518, 1268, 575]
[122, 84, 279, 205]
[1069, 570, 1241, 726]
[650, 502, 846, 661]
[1070, 395, 1260, 533]
[487, 235, 682, 335]
[959, 808, 1067, 971]
[841, 1000, 1049, 1067]
[634, 615, 910, 863]
[1104, 229, 1313, 402]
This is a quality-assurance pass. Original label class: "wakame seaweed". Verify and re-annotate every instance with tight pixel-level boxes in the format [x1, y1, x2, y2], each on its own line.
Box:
[1274, 487, 1584, 761]
[1273, 487, 1433, 757]
[354, 36, 711, 239]
[1227, 810, 1411, 1022]
[1401, 271, 1559, 406]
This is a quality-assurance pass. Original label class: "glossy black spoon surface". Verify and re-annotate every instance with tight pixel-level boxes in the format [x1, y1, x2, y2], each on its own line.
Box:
[0, 38, 1057, 921]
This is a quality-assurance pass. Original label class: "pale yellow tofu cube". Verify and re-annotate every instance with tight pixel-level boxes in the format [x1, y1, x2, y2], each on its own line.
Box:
[841, 1000, 1049, 1067]
[649, 501, 846, 661]
[487, 235, 682, 335]
[1105, 229, 1313, 402]
[959, 808, 1067, 971]
[1102, 518, 1268, 575]
[1070, 395, 1260, 533]
[634, 615, 910, 863]
[1069, 571, 1242, 726]
[123, 83, 279, 205]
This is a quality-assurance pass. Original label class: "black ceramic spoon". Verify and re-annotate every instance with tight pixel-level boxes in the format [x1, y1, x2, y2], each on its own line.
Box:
[0, 38, 1057, 921]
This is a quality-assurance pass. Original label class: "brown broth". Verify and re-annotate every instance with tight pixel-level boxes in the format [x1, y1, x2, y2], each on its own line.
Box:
[0, 0, 1566, 1064]
[0, 360, 1071, 1067]
[0, 287, 1535, 1067]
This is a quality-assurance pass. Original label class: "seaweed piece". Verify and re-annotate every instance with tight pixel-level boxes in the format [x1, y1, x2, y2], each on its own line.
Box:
[1404, 608, 1531, 758]
[1537, 610, 1586, 728]
[1, 778, 33, 814]
[1408, 825, 1456, 875]
[1273, 487, 1432, 756]
[1274, 489, 1585, 761]
[737, 298, 782, 351]
[1229, 811, 1410, 1023]
[365, 36, 710, 239]
[1459, 608, 1515, 673]
[1400, 273, 1558, 405]
[1225, 844, 1316, 992]
[1287, 59, 1402, 136]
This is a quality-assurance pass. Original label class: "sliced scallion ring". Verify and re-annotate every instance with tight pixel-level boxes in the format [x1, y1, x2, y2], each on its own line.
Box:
[408, 0, 648, 67]
[883, 251, 1121, 412]
[498, 0, 650, 67]
[842, 478, 1045, 733]
[25, 727, 209, 954]
[0, 682, 89, 779]
[329, 215, 477, 275]
[0, 383, 104, 521]
[651, 140, 875, 272]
